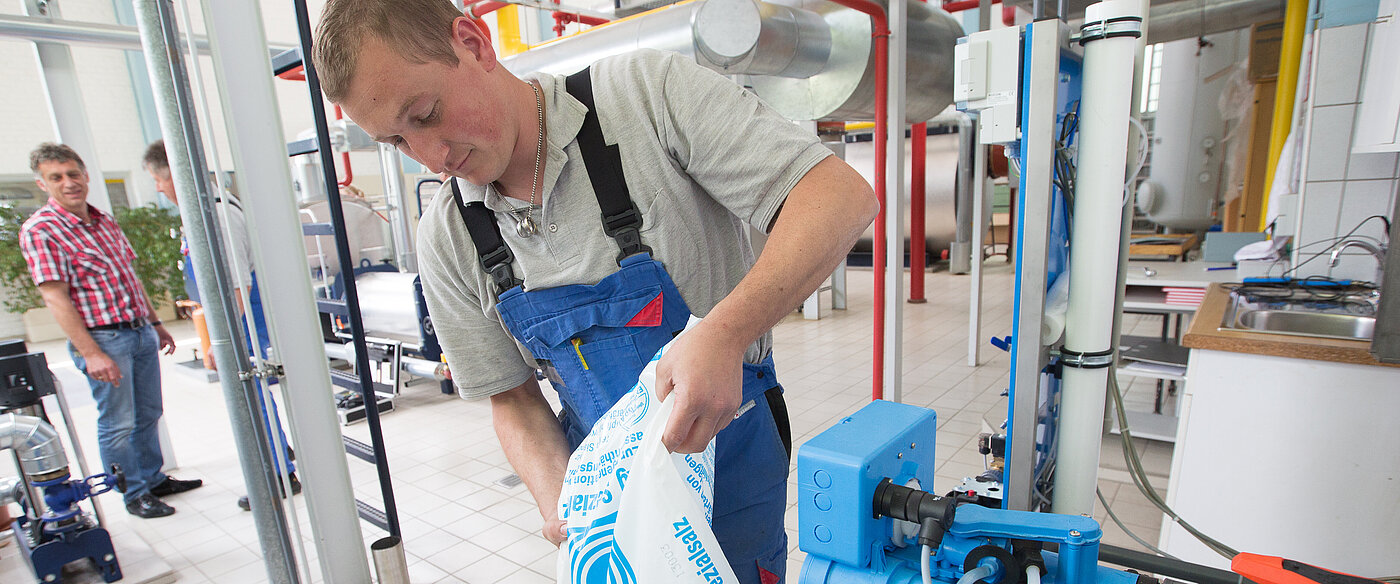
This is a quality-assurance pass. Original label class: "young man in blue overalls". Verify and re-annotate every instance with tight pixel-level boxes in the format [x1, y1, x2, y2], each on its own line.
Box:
[317, 2, 878, 582]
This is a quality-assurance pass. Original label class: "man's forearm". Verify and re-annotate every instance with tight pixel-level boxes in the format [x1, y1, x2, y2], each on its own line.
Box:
[705, 156, 879, 347]
[490, 377, 571, 519]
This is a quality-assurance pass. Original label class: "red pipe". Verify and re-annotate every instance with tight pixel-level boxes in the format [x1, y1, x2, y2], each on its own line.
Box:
[910, 122, 927, 303]
[1003, 4, 1017, 26]
[552, 12, 609, 36]
[333, 104, 353, 187]
[829, 0, 889, 401]
[941, 0, 1002, 12]
[469, 1, 510, 17]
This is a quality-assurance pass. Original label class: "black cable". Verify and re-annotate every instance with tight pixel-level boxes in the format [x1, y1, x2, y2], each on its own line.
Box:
[1283, 215, 1391, 279]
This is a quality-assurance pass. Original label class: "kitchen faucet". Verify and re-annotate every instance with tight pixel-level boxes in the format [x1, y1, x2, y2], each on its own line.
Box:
[1328, 239, 1387, 285]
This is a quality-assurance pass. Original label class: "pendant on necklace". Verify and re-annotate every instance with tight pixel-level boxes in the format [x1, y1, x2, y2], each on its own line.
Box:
[512, 210, 539, 238]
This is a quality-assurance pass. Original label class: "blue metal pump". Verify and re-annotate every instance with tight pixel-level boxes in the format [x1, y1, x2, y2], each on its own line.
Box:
[797, 401, 1149, 584]
[2, 342, 123, 583]
[11, 469, 126, 583]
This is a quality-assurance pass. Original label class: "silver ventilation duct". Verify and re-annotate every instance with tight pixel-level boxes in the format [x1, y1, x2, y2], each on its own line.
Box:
[502, 0, 964, 123]
[0, 413, 69, 481]
[1143, 0, 1284, 45]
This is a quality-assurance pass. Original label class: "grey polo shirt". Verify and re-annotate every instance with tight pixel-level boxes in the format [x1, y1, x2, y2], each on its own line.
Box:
[417, 49, 831, 400]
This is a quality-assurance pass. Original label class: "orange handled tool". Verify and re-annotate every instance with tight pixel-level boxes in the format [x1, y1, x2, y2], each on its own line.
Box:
[1233, 553, 1382, 584]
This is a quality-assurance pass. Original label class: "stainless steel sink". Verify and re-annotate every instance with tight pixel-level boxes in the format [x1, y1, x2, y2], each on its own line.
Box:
[1234, 309, 1375, 341]
[1220, 286, 1379, 341]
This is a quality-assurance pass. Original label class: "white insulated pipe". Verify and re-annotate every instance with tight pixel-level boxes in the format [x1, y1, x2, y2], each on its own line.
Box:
[1052, 0, 1143, 516]
[199, 0, 371, 581]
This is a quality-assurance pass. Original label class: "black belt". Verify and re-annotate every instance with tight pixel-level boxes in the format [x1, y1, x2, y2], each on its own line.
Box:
[90, 318, 148, 331]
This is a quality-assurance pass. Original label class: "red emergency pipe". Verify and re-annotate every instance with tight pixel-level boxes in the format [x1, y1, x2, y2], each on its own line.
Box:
[910, 122, 927, 303]
[828, 0, 889, 401]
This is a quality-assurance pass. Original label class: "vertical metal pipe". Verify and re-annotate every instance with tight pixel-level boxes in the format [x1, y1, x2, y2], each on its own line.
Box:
[197, 0, 372, 580]
[1111, 0, 1150, 370]
[967, 121, 986, 368]
[289, 0, 403, 538]
[370, 536, 410, 584]
[379, 144, 417, 273]
[884, 0, 909, 404]
[951, 115, 977, 274]
[131, 2, 299, 582]
[910, 122, 928, 301]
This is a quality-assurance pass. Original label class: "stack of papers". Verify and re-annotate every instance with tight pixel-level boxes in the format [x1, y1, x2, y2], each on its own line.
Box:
[1163, 286, 1207, 307]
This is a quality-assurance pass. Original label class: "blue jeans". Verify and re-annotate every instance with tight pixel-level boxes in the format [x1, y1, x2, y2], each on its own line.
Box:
[69, 326, 166, 504]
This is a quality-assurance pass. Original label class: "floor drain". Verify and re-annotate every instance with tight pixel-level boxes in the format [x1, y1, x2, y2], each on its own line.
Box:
[495, 474, 523, 488]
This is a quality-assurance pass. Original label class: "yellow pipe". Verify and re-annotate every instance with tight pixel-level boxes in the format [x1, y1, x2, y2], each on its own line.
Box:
[1258, 0, 1309, 231]
[846, 122, 876, 131]
[496, 6, 528, 57]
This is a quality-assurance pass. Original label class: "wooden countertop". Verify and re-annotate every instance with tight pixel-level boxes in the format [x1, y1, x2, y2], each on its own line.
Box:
[1182, 284, 1397, 368]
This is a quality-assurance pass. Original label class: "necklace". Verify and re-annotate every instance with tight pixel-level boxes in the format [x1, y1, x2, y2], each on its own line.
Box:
[505, 82, 546, 238]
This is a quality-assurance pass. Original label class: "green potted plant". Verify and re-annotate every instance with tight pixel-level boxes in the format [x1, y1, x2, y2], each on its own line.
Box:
[0, 202, 185, 342]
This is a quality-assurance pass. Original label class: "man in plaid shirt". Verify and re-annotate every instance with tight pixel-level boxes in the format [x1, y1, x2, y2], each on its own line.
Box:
[21, 143, 203, 518]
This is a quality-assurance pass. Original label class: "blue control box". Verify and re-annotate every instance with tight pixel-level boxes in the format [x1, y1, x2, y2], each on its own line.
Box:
[797, 399, 938, 568]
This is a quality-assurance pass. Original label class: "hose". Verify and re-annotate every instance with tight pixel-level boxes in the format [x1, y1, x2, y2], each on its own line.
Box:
[1026, 565, 1041, 584]
[958, 564, 995, 584]
[923, 544, 934, 584]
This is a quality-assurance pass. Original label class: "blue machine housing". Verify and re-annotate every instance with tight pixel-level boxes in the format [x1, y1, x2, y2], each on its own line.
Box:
[798, 401, 1143, 584]
[798, 399, 938, 568]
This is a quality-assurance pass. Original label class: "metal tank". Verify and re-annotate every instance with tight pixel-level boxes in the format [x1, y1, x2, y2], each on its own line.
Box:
[1138, 30, 1247, 231]
[502, 0, 964, 124]
[847, 130, 963, 258]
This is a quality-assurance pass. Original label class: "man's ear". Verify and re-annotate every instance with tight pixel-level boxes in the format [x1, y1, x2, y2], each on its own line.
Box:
[452, 17, 498, 72]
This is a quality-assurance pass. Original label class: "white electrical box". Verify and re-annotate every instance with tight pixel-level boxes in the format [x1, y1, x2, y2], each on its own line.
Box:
[954, 26, 1022, 145]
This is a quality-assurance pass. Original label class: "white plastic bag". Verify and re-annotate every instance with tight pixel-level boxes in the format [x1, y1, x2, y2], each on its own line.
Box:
[556, 316, 737, 584]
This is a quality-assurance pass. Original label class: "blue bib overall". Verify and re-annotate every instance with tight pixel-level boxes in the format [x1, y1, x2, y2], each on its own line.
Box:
[451, 69, 792, 584]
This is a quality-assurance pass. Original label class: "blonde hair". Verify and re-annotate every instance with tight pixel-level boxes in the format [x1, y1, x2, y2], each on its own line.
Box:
[313, 0, 466, 102]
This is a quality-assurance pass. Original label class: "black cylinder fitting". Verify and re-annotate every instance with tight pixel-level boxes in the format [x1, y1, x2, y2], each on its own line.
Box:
[873, 478, 959, 547]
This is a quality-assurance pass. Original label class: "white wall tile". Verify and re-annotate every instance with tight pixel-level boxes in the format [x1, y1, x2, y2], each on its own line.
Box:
[1305, 105, 1358, 181]
[1297, 181, 1344, 248]
[1345, 149, 1399, 180]
[1313, 25, 1370, 106]
[1338, 179, 1396, 241]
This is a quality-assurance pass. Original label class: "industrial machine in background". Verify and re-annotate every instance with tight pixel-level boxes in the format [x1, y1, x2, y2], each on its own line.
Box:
[1, 340, 124, 583]
[798, 400, 1152, 584]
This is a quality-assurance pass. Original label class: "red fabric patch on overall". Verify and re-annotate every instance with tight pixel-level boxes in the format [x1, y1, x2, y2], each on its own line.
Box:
[759, 566, 780, 584]
[625, 292, 664, 327]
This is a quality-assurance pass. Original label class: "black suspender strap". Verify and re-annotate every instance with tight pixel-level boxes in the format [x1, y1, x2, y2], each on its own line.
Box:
[564, 68, 653, 264]
[450, 179, 522, 294]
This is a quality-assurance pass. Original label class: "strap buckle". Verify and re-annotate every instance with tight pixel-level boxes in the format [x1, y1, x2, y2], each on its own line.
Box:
[602, 208, 653, 263]
[480, 246, 523, 293]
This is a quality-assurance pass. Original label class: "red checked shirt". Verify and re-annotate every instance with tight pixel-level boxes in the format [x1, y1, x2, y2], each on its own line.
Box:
[20, 202, 151, 328]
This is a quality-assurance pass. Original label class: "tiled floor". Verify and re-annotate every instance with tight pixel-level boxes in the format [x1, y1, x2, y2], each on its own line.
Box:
[6, 261, 1179, 583]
